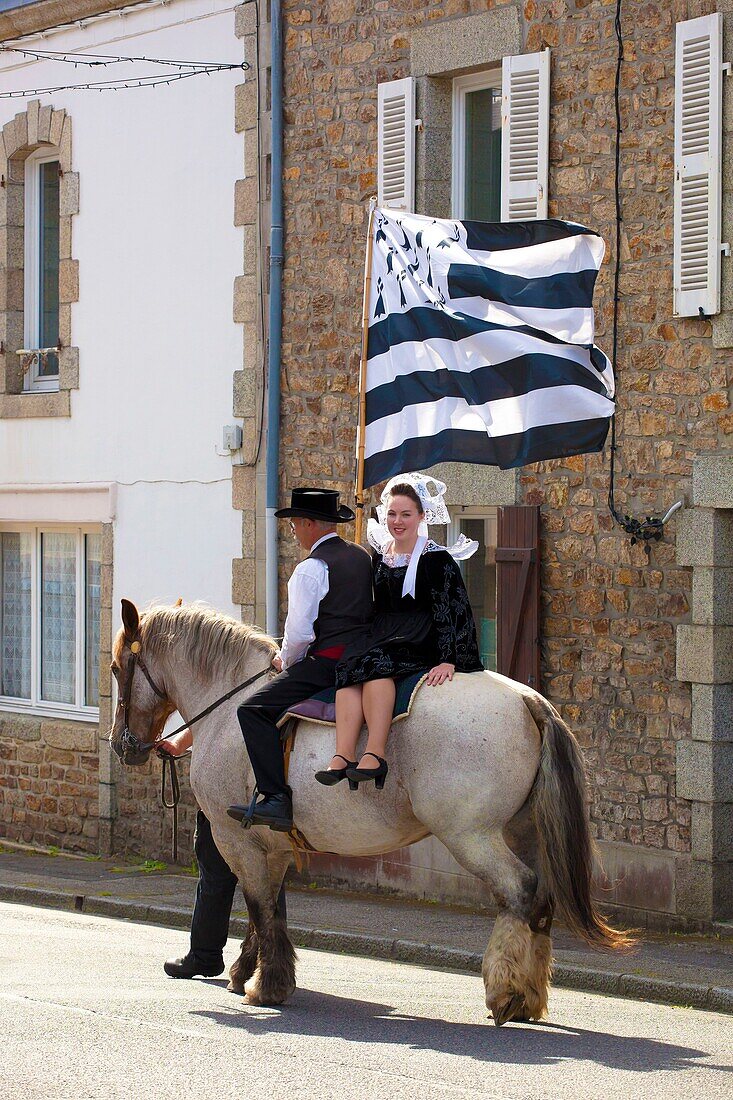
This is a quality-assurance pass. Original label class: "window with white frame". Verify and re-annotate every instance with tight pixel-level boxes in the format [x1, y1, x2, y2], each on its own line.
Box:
[0, 527, 101, 717]
[448, 508, 498, 671]
[23, 149, 61, 391]
[452, 70, 502, 222]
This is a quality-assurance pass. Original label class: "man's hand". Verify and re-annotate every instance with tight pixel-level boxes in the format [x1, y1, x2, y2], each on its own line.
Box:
[272, 654, 283, 673]
[156, 729, 192, 758]
[426, 662, 455, 686]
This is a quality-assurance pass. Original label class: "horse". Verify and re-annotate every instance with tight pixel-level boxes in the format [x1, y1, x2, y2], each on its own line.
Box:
[109, 598, 632, 1025]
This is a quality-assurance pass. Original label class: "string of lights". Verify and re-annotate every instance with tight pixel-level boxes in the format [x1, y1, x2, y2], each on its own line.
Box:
[0, 46, 243, 69]
[0, 45, 247, 97]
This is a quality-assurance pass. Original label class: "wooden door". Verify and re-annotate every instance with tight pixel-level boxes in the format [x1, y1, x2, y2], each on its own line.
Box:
[496, 505, 540, 688]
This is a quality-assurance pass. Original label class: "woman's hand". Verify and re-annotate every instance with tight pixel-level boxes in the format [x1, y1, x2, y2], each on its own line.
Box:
[272, 654, 283, 673]
[426, 662, 455, 686]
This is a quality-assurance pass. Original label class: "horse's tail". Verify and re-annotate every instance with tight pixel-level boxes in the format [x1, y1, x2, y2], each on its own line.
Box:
[522, 692, 635, 951]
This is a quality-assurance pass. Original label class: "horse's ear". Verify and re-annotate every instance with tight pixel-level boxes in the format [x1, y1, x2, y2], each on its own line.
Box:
[121, 599, 140, 639]
[174, 597, 183, 607]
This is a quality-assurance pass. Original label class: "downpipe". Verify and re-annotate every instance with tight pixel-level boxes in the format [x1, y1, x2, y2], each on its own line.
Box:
[265, 0, 284, 635]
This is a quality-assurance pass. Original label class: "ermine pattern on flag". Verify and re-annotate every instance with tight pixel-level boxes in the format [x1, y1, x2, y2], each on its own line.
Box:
[362, 209, 615, 489]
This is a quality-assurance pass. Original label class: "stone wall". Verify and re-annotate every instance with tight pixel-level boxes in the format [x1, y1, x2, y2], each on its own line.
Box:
[111, 754, 198, 866]
[275, 0, 733, 919]
[0, 714, 99, 851]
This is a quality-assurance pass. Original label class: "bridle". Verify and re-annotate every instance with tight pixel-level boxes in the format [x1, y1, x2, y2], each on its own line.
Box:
[117, 639, 170, 763]
[114, 634, 272, 860]
[115, 636, 272, 763]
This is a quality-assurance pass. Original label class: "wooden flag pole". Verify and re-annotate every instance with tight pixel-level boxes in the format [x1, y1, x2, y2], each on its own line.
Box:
[354, 198, 377, 545]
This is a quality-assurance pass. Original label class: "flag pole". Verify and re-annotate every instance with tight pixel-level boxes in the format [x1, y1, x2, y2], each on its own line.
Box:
[354, 197, 377, 545]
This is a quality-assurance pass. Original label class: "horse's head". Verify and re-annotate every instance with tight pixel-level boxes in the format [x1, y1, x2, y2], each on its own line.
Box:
[109, 598, 176, 766]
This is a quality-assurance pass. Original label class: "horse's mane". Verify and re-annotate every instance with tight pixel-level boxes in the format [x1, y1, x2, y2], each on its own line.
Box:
[138, 603, 278, 682]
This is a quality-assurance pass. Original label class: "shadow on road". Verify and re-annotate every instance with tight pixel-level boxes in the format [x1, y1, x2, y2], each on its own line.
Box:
[190, 985, 731, 1074]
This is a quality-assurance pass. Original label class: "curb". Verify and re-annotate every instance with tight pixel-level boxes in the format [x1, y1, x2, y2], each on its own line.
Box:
[2, 883, 731, 1016]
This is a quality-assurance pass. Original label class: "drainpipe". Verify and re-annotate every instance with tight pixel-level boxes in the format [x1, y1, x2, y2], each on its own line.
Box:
[266, 0, 283, 635]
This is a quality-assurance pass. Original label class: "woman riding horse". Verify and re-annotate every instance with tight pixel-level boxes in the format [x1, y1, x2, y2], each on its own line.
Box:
[316, 473, 483, 789]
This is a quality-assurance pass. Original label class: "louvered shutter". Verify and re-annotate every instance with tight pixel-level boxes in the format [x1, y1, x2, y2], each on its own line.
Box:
[500, 51, 550, 221]
[673, 14, 723, 318]
[496, 506, 540, 689]
[377, 78, 415, 211]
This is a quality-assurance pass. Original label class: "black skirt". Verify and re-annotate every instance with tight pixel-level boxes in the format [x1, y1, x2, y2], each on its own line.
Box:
[334, 607, 436, 687]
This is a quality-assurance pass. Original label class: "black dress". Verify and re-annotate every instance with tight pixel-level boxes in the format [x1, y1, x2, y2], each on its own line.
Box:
[334, 547, 483, 688]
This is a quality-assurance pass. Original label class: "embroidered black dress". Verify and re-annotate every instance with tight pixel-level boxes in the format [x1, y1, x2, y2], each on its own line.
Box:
[334, 547, 483, 688]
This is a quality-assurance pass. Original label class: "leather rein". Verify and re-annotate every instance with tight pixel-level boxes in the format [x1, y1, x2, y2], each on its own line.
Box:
[117, 638, 271, 860]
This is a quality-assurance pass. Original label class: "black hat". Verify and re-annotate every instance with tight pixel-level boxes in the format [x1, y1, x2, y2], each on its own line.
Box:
[274, 487, 355, 523]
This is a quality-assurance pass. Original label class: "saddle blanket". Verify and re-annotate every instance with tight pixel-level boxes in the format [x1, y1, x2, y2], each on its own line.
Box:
[281, 671, 426, 728]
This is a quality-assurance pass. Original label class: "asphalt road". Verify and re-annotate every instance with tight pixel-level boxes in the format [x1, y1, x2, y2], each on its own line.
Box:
[0, 903, 730, 1100]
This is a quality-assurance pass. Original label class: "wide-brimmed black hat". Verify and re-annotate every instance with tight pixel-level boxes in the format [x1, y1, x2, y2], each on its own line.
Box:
[274, 487, 355, 523]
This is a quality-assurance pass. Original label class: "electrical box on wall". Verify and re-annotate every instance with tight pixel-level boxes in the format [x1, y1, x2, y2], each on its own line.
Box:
[222, 425, 243, 452]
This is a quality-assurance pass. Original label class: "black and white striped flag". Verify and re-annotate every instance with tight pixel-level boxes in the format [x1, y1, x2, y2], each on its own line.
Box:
[361, 209, 615, 489]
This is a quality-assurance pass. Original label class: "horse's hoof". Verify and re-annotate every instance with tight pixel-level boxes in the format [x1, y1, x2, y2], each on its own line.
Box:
[244, 974, 261, 1003]
[491, 993, 526, 1027]
[227, 979, 245, 995]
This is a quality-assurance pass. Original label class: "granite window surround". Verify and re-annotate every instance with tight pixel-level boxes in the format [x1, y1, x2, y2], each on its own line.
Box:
[0, 100, 79, 418]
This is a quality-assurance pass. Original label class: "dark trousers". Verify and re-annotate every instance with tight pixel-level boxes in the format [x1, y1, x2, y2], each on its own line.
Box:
[237, 654, 338, 796]
[190, 811, 237, 964]
[190, 811, 288, 963]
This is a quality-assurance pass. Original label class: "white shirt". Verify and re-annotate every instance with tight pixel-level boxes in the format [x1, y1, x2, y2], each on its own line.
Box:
[279, 531, 335, 669]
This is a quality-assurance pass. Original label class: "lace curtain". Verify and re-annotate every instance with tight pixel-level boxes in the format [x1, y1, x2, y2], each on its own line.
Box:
[1, 533, 32, 699]
[41, 532, 76, 704]
[85, 534, 101, 707]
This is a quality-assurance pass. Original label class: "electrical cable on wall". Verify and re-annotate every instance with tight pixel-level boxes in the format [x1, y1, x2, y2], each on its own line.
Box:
[0, 44, 247, 96]
[606, 0, 683, 548]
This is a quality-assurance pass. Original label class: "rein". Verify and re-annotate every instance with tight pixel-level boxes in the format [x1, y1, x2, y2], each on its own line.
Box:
[117, 639, 272, 860]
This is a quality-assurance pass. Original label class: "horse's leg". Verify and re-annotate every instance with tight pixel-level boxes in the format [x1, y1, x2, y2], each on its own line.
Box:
[501, 803, 555, 1023]
[441, 828, 543, 1025]
[227, 904, 259, 995]
[241, 850, 296, 1006]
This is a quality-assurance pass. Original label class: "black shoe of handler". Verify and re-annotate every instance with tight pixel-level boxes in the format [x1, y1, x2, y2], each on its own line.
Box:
[164, 953, 225, 979]
[227, 791, 293, 832]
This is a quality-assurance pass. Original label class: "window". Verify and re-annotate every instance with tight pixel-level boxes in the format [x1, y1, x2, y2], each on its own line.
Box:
[452, 71, 502, 221]
[0, 527, 101, 718]
[23, 149, 61, 391]
[448, 508, 498, 671]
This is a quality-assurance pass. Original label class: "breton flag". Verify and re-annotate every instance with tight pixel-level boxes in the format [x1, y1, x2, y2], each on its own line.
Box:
[361, 209, 615, 489]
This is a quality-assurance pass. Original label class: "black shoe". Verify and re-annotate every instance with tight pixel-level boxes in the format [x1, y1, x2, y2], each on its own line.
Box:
[228, 792, 293, 832]
[164, 953, 224, 979]
[315, 754, 358, 789]
[346, 753, 388, 790]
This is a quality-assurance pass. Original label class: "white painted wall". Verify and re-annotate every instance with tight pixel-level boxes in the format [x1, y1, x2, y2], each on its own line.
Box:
[0, 0, 246, 620]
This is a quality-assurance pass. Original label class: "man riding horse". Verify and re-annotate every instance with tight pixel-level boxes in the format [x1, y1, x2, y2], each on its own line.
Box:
[228, 487, 373, 832]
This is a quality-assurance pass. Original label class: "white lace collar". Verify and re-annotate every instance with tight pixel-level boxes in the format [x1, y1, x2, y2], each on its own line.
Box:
[381, 538, 443, 569]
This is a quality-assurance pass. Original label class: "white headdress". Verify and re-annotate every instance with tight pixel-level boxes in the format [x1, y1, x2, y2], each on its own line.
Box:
[367, 472, 478, 598]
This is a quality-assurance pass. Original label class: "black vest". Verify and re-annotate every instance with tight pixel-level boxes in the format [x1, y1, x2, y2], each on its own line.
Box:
[309, 536, 373, 652]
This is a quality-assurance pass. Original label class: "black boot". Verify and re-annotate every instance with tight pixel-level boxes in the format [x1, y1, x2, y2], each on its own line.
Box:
[164, 952, 224, 979]
[228, 791, 293, 832]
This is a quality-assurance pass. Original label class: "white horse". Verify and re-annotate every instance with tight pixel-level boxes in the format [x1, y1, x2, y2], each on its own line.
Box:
[109, 600, 631, 1025]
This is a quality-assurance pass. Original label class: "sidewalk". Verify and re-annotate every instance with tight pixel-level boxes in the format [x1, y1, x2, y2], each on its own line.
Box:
[0, 842, 730, 1014]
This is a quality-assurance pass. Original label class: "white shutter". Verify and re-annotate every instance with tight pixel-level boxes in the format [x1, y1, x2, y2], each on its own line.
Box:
[377, 78, 415, 211]
[500, 50, 550, 221]
[673, 14, 723, 318]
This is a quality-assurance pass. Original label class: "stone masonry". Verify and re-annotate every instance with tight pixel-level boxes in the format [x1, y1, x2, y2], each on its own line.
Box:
[271, 0, 733, 922]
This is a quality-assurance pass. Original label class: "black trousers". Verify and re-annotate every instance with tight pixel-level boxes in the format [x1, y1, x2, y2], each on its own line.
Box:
[189, 811, 288, 963]
[190, 811, 237, 964]
[237, 654, 338, 796]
